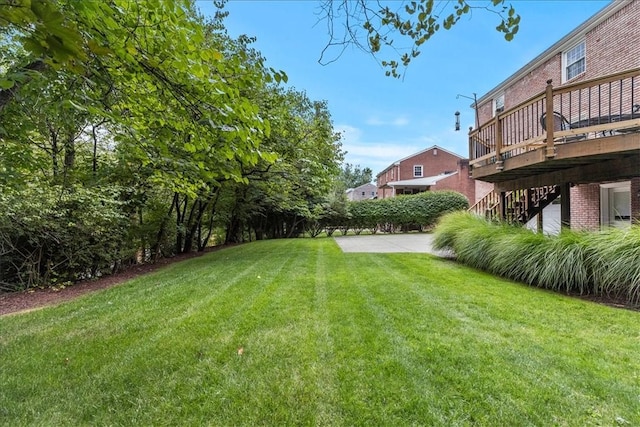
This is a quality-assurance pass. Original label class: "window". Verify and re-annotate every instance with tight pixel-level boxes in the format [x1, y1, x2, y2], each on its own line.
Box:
[493, 94, 505, 116]
[361, 191, 365, 196]
[413, 165, 423, 177]
[564, 40, 585, 82]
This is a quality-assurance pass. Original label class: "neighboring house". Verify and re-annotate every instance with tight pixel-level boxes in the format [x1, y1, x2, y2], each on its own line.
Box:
[376, 145, 475, 203]
[468, 0, 640, 231]
[346, 183, 377, 201]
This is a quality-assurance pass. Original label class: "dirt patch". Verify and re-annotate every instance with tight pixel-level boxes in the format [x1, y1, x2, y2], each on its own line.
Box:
[0, 245, 234, 317]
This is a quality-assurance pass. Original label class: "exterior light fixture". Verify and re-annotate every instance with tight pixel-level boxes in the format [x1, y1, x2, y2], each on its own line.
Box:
[454, 111, 460, 131]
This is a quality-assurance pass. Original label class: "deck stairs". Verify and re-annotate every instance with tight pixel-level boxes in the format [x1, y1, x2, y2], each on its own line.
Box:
[470, 185, 560, 223]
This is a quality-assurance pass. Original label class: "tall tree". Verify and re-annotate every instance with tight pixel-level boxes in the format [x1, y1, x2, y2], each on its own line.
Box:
[339, 163, 373, 189]
[222, 87, 344, 242]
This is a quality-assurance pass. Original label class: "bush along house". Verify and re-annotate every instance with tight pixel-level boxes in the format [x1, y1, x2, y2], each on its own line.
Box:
[468, 0, 640, 231]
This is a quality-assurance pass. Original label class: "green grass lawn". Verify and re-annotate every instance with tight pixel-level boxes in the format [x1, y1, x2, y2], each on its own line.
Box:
[1, 238, 639, 426]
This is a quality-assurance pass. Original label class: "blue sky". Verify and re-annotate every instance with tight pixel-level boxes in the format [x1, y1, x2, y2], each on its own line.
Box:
[198, 0, 610, 175]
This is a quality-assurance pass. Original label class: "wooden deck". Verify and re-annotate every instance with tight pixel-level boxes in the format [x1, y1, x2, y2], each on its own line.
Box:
[469, 68, 640, 192]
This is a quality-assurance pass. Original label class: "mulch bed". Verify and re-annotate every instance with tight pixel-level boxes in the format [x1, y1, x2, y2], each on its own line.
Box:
[0, 245, 234, 316]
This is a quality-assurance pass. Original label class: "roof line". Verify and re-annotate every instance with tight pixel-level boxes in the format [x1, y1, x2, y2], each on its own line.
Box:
[386, 171, 458, 186]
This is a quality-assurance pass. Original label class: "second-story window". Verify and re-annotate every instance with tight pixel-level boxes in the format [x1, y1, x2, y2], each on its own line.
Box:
[564, 40, 586, 82]
[493, 94, 505, 116]
[414, 165, 423, 177]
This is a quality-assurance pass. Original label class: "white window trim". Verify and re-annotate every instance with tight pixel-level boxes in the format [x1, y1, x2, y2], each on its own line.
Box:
[600, 181, 631, 229]
[562, 39, 586, 83]
[413, 165, 423, 177]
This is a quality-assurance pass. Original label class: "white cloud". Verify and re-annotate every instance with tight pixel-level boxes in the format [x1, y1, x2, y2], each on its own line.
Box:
[392, 117, 410, 126]
[335, 123, 423, 174]
[334, 118, 471, 175]
[365, 116, 410, 127]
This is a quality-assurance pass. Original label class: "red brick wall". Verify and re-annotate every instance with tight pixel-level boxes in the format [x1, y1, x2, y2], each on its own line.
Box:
[478, 56, 562, 126]
[431, 160, 475, 203]
[376, 164, 400, 188]
[568, 179, 640, 229]
[570, 184, 600, 230]
[584, 2, 640, 80]
[396, 147, 460, 181]
[476, 1, 640, 126]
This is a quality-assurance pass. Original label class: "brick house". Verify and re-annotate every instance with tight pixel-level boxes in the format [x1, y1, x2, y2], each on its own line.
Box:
[469, 0, 640, 230]
[346, 182, 377, 201]
[376, 145, 475, 203]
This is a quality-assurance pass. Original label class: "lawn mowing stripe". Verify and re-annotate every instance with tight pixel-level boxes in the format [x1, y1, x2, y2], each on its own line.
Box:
[310, 239, 342, 425]
[81, 240, 305, 425]
[362, 252, 640, 425]
[343, 252, 483, 425]
[0, 244, 261, 341]
[215, 241, 327, 425]
[313, 253, 424, 425]
[348, 253, 531, 424]
[182, 239, 345, 425]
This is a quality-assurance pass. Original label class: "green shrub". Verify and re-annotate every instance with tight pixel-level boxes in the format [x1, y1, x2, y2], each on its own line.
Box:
[0, 184, 132, 291]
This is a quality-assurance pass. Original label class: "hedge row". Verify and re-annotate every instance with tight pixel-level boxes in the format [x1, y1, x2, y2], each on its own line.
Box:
[326, 191, 469, 234]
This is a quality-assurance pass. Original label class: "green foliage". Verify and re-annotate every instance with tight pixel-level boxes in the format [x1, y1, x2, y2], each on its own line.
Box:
[347, 190, 469, 232]
[0, 0, 86, 67]
[338, 163, 373, 189]
[0, 184, 131, 291]
[221, 88, 344, 242]
[433, 212, 640, 303]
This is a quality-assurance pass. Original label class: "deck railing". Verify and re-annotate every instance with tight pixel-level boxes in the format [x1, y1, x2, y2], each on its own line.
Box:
[469, 68, 640, 169]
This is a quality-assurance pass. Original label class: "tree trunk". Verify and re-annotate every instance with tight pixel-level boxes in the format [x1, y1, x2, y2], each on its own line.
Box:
[152, 193, 177, 260]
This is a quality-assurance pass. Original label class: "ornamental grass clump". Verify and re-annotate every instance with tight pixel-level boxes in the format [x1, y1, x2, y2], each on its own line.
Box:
[453, 222, 501, 270]
[432, 210, 483, 251]
[587, 226, 640, 302]
[488, 230, 547, 285]
[534, 230, 592, 294]
[434, 211, 640, 303]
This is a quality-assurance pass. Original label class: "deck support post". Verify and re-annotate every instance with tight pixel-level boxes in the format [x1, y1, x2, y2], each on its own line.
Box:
[545, 79, 556, 159]
[560, 183, 571, 229]
[499, 191, 507, 221]
[537, 207, 544, 233]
